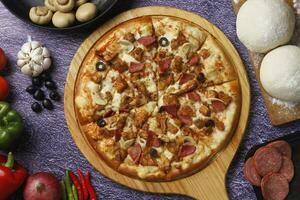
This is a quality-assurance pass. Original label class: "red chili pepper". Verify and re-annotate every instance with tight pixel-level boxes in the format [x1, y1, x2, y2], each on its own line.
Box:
[85, 172, 97, 200]
[0, 152, 27, 200]
[78, 169, 88, 200]
[69, 171, 83, 200]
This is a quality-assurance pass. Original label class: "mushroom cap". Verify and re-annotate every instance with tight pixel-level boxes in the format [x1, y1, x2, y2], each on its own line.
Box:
[76, 3, 97, 23]
[45, 0, 57, 12]
[52, 11, 76, 28]
[54, 0, 75, 13]
[75, 0, 87, 7]
[29, 6, 53, 25]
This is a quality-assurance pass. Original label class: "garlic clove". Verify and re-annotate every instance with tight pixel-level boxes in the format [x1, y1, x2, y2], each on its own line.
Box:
[42, 47, 51, 58]
[17, 59, 28, 67]
[21, 64, 33, 76]
[31, 41, 41, 50]
[32, 55, 44, 64]
[17, 51, 27, 59]
[32, 63, 44, 77]
[43, 58, 52, 70]
[31, 47, 43, 57]
[21, 42, 32, 54]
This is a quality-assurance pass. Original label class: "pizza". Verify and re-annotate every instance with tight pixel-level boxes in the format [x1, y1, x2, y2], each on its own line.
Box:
[74, 16, 241, 181]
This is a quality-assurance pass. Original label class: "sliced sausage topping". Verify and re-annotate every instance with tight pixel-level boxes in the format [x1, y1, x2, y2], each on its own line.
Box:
[267, 140, 292, 159]
[187, 91, 201, 102]
[158, 58, 172, 73]
[279, 156, 294, 182]
[254, 147, 283, 177]
[261, 173, 289, 200]
[128, 143, 142, 164]
[178, 115, 193, 126]
[179, 73, 195, 85]
[137, 36, 156, 46]
[211, 100, 226, 112]
[243, 157, 261, 187]
[147, 131, 161, 147]
[179, 144, 196, 158]
[188, 55, 199, 66]
[163, 104, 180, 118]
[129, 62, 145, 73]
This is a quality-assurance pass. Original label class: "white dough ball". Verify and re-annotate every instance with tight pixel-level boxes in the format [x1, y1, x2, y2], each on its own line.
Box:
[237, 0, 295, 53]
[260, 45, 300, 102]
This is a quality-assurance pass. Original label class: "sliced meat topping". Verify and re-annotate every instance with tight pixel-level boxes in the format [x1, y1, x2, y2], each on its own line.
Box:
[138, 36, 156, 46]
[254, 147, 283, 177]
[279, 156, 294, 182]
[158, 58, 172, 73]
[211, 100, 226, 113]
[174, 80, 198, 96]
[179, 144, 196, 158]
[188, 54, 199, 66]
[243, 157, 262, 187]
[129, 62, 145, 73]
[194, 119, 206, 129]
[128, 143, 142, 164]
[163, 104, 180, 118]
[147, 131, 161, 147]
[179, 73, 195, 85]
[187, 91, 201, 102]
[177, 105, 195, 126]
[261, 173, 289, 200]
[267, 140, 292, 159]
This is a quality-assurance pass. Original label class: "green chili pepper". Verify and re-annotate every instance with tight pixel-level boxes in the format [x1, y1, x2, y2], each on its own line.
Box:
[60, 180, 67, 200]
[65, 170, 74, 200]
[72, 184, 78, 200]
[0, 102, 23, 149]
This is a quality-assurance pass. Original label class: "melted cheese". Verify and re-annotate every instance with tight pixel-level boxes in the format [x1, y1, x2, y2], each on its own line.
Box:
[111, 93, 122, 111]
[163, 149, 173, 161]
[75, 95, 88, 108]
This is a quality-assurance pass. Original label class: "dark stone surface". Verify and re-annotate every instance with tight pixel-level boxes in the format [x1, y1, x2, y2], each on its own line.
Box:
[0, 0, 299, 199]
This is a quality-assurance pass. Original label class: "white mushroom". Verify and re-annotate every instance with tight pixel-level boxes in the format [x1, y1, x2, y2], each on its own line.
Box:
[54, 0, 75, 12]
[52, 11, 75, 28]
[75, 3, 97, 23]
[75, 0, 88, 7]
[17, 41, 52, 77]
[29, 6, 53, 25]
[45, 0, 57, 12]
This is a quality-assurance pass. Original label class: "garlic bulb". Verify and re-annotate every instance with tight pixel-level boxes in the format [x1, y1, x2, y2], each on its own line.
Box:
[17, 41, 52, 77]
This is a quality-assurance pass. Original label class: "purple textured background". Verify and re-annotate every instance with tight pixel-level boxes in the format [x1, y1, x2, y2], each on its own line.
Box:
[0, 0, 300, 199]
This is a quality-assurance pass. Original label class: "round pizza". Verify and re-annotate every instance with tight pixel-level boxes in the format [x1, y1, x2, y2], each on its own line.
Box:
[74, 16, 241, 181]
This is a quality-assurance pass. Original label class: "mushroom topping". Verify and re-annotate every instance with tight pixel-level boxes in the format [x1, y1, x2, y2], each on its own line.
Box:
[75, 3, 97, 23]
[75, 0, 87, 7]
[29, 6, 53, 25]
[17, 41, 52, 77]
[52, 11, 75, 28]
[54, 0, 75, 12]
[45, 0, 57, 12]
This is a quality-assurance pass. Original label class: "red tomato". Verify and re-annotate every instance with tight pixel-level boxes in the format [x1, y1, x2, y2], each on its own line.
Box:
[0, 76, 9, 100]
[0, 48, 7, 71]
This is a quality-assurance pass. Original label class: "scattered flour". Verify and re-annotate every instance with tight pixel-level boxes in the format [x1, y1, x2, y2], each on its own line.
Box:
[271, 97, 297, 108]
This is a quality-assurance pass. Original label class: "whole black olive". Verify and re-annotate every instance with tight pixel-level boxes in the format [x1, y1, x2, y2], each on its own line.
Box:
[96, 119, 106, 127]
[150, 148, 158, 157]
[96, 61, 106, 71]
[159, 37, 169, 47]
[45, 80, 57, 90]
[41, 72, 51, 81]
[32, 76, 43, 87]
[49, 91, 60, 101]
[33, 89, 45, 101]
[31, 102, 42, 113]
[42, 99, 54, 110]
[205, 119, 215, 128]
[158, 106, 165, 113]
[197, 73, 206, 84]
[26, 85, 37, 94]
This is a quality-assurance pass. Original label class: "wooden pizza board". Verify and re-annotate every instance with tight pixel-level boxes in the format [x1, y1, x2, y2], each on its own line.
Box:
[64, 6, 250, 200]
[233, 0, 300, 126]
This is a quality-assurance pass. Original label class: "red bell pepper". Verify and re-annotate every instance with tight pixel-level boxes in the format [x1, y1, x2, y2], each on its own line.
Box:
[0, 152, 27, 200]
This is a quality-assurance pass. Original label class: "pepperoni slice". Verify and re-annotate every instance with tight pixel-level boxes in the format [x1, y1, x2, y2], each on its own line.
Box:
[254, 147, 283, 177]
[137, 36, 156, 46]
[178, 114, 193, 126]
[279, 156, 294, 182]
[128, 143, 142, 164]
[187, 91, 201, 101]
[243, 157, 261, 187]
[179, 144, 196, 157]
[261, 173, 289, 200]
[179, 73, 195, 85]
[188, 55, 199, 66]
[267, 140, 292, 159]
[158, 58, 172, 73]
[114, 129, 122, 142]
[129, 62, 145, 73]
[211, 100, 226, 112]
[163, 104, 179, 117]
[147, 131, 161, 147]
